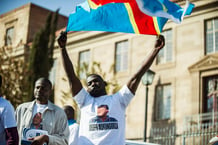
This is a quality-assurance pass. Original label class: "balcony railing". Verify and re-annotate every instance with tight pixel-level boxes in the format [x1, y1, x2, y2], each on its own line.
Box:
[184, 111, 218, 127]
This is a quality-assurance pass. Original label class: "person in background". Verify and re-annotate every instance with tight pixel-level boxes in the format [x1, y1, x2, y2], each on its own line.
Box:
[15, 77, 69, 145]
[0, 74, 19, 145]
[58, 31, 165, 145]
[63, 105, 79, 145]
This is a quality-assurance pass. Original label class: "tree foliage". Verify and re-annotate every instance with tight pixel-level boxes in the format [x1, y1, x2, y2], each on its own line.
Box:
[0, 45, 28, 107]
[27, 10, 59, 101]
[0, 10, 59, 106]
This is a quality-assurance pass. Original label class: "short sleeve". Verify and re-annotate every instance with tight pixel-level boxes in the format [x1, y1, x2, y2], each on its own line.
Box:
[2, 101, 17, 128]
[117, 85, 134, 108]
[74, 88, 89, 108]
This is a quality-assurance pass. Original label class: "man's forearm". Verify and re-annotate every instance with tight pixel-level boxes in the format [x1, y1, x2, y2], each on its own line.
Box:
[127, 47, 160, 94]
[60, 47, 83, 96]
[61, 47, 76, 81]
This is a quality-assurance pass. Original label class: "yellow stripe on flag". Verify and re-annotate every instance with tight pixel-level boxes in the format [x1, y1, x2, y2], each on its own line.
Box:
[88, 0, 100, 9]
[153, 17, 161, 35]
[125, 3, 139, 34]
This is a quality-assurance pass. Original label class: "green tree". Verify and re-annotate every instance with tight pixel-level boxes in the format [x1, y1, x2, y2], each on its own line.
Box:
[27, 10, 59, 101]
[0, 45, 28, 107]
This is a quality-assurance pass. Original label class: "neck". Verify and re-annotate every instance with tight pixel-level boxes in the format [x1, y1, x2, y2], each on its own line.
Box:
[93, 91, 107, 98]
[100, 116, 107, 122]
[36, 100, 48, 105]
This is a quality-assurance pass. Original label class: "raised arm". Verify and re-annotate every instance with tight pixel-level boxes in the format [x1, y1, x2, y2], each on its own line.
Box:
[57, 31, 83, 96]
[127, 35, 165, 94]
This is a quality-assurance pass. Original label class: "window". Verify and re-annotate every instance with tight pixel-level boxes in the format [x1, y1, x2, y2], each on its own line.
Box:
[115, 40, 128, 72]
[155, 84, 172, 120]
[156, 30, 172, 64]
[205, 18, 218, 54]
[79, 50, 90, 79]
[5, 27, 14, 46]
[203, 75, 218, 113]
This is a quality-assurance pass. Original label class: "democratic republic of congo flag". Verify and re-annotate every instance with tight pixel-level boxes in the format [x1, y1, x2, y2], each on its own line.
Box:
[66, 0, 194, 35]
[87, 0, 195, 23]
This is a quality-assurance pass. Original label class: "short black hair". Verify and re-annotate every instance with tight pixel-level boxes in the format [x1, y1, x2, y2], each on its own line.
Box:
[98, 104, 109, 110]
[63, 105, 75, 119]
[87, 74, 107, 86]
[0, 75, 2, 87]
[35, 77, 52, 89]
[87, 74, 104, 81]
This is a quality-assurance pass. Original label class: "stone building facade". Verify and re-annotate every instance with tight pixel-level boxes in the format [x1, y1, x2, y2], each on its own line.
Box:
[0, 3, 68, 54]
[0, 0, 218, 144]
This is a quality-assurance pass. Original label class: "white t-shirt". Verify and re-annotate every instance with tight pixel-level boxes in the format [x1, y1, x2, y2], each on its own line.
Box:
[0, 97, 17, 145]
[33, 103, 47, 117]
[69, 123, 79, 145]
[74, 85, 134, 145]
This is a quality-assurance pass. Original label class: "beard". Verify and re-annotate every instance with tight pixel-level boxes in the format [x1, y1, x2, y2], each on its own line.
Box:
[88, 86, 105, 97]
[89, 89, 101, 97]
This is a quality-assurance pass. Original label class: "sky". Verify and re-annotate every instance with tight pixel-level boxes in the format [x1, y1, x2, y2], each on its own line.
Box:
[0, 0, 85, 16]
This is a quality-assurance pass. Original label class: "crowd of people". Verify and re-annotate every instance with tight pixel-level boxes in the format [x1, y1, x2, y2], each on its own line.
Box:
[0, 32, 216, 145]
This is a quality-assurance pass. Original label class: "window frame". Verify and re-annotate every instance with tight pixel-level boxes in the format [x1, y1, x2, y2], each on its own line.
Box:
[204, 17, 218, 55]
[202, 75, 218, 113]
[156, 29, 173, 65]
[155, 83, 172, 121]
[78, 49, 91, 79]
[5, 26, 14, 46]
[114, 40, 129, 73]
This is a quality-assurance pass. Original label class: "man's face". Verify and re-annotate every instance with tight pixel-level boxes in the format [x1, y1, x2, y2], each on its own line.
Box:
[86, 75, 106, 97]
[97, 106, 108, 118]
[34, 79, 51, 103]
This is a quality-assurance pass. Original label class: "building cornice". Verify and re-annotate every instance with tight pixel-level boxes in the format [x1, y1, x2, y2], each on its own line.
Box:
[188, 54, 218, 72]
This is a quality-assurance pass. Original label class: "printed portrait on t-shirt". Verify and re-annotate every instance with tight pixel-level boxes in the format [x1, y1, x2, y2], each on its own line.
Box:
[89, 104, 118, 131]
[31, 112, 42, 129]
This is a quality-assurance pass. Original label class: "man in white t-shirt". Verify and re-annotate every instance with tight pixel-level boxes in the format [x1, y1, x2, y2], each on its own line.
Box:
[58, 32, 165, 145]
[0, 75, 19, 145]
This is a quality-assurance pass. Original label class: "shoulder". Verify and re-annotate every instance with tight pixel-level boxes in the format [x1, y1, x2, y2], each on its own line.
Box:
[0, 97, 11, 107]
[114, 85, 134, 97]
[49, 102, 66, 115]
[16, 101, 32, 109]
[0, 98, 14, 112]
[49, 102, 62, 111]
[75, 88, 89, 98]
[16, 101, 34, 113]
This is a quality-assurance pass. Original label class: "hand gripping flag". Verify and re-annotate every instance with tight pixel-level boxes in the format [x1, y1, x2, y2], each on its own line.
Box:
[66, 0, 194, 35]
